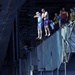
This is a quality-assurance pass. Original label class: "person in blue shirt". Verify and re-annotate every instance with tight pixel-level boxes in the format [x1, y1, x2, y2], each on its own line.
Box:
[34, 12, 42, 39]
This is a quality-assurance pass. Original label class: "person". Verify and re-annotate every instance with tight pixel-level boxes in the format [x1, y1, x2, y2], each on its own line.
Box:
[53, 13, 59, 24]
[58, 10, 62, 28]
[50, 20, 55, 31]
[69, 8, 75, 31]
[34, 12, 42, 39]
[61, 8, 68, 27]
[69, 8, 75, 22]
[53, 13, 59, 29]
[41, 8, 50, 36]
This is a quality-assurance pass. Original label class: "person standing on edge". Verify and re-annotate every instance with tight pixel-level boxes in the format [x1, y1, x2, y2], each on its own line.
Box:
[69, 8, 75, 22]
[34, 12, 42, 39]
[41, 8, 50, 36]
[69, 8, 75, 31]
[61, 8, 68, 27]
[53, 13, 59, 30]
[53, 13, 59, 24]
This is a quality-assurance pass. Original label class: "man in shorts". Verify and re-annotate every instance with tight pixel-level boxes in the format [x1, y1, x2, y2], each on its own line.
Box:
[41, 8, 50, 36]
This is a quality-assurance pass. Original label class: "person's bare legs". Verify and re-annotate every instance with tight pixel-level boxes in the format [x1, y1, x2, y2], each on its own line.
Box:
[37, 28, 40, 39]
[47, 26, 50, 36]
[44, 26, 47, 36]
[39, 28, 42, 39]
[44, 25, 50, 36]
[37, 28, 42, 39]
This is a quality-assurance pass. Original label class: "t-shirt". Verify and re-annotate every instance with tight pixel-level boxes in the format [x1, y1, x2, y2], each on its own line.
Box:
[70, 12, 75, 21]
[61, 11, 68, 19]
[54, 16, 59, 24]
[38, 16, 42, 24]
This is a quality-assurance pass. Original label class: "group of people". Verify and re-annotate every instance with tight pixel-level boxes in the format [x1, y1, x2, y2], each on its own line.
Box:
[34, 8, 50, 39]
[34, 7, 75, 39]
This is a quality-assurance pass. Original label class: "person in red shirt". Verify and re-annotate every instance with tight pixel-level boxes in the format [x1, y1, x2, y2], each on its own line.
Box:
[61, 8, 68, 27]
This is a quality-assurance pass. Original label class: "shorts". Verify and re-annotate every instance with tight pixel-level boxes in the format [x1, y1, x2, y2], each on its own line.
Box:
[37, 22, 42, 28]
[44, 19, 49, 26]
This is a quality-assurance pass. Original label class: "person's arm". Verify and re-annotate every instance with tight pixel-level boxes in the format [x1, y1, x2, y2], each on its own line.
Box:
[66, 12, 68, 17]
[42, 12, 48, 18]
[34, 15, 38, 18]
[42, 13, 44, 18]
[66, 12, 68, 20]
[44, 12, 48, 17]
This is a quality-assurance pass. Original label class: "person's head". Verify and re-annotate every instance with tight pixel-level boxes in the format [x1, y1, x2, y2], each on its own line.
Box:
[55, 13, 57, 16]
[41, 8, 45, 13]
[70, 8, 74, 12]
[62, 8, 65, 11]
[36, 11, 40, 16]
